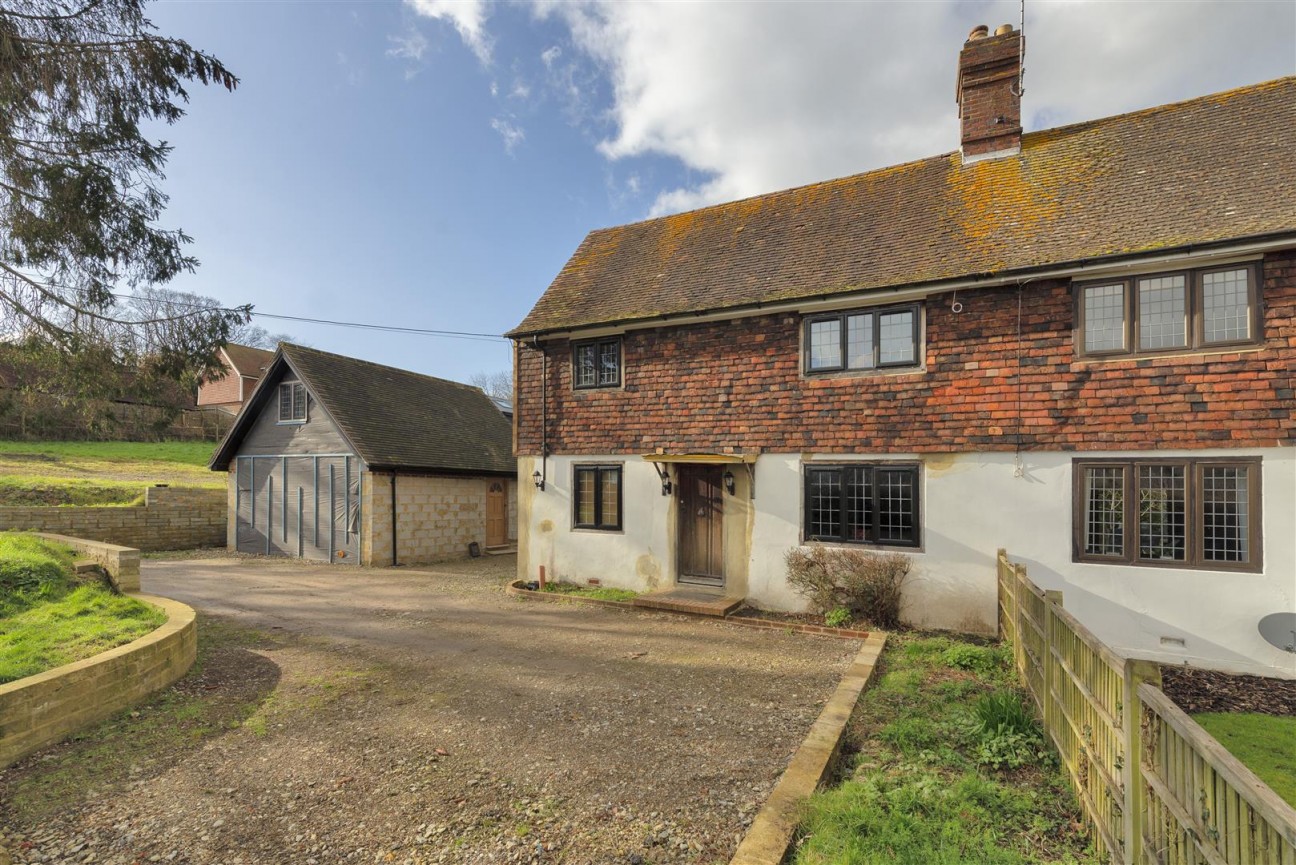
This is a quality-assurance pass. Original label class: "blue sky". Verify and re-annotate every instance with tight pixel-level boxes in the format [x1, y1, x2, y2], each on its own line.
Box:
[147, 0, 1296, 385]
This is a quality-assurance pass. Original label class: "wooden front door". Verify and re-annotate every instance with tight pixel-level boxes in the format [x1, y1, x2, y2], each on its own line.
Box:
[486, 481, 507, 547]
[678, 465, 724, 587]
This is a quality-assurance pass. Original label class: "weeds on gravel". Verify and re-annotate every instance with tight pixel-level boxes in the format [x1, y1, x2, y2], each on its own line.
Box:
[541, 581, 638, 602]
[793, 633, 1096, 865]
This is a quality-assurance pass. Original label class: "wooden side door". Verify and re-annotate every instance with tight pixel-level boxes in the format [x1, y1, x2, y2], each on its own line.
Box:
[486, 481, 507, 547]
[678, 465, 724, 586]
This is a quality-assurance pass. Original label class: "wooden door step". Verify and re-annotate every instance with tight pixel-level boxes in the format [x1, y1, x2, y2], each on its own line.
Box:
[632, 589, 743, 618]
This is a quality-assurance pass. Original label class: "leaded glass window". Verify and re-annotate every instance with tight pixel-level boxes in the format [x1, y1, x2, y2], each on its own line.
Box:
[573, 465, 621, 530]
[572, 339, 621, 389]
[804, 463, 919, 547]
[804, 304, 920, 374]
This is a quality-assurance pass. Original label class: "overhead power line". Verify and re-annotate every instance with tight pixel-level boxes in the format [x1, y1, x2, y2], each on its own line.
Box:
[108, 291, 509, 343]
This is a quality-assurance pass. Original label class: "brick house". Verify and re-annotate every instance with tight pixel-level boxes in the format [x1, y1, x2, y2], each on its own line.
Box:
[508, 27, 1296, 675]
[197, 343, 276, 415]
[210, 343, 516, 565]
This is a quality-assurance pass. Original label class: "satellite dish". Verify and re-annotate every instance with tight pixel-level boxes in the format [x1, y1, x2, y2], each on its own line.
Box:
[1258, 612, 1296, 653]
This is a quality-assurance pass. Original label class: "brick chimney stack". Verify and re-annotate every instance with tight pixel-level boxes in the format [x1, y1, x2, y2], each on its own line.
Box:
[957, 23, 1024, 164]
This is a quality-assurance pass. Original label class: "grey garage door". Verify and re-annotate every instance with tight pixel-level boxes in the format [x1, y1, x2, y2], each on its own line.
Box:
[235, 455, 361, 563]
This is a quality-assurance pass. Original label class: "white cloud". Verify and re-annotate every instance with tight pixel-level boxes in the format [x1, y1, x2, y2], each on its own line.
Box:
[532, 0, 1295, 215]
[424, 0, 1296, 215]
[405, 0, 492, 64]
[491, 117, 526, 154]
[386, 26, 429, 62]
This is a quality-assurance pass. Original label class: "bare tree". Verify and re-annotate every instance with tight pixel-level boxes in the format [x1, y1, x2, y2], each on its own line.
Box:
[470, 370, 512, 401]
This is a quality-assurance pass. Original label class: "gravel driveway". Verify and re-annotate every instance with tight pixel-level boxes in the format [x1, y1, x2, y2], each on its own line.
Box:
[0, 556, 858, 865]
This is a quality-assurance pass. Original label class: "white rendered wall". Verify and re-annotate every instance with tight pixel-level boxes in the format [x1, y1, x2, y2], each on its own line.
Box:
[518, 449, 1296, 677]
[517, 456, 676, 593]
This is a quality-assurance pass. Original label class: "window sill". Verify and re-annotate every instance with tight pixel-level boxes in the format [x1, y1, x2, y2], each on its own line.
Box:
[1073, 344, 1265, 365]
[1073, 557, 1261, 575]
[802, 364, 926, 382]
[276, 419, 308, 426]
[802, 539, 924, 554]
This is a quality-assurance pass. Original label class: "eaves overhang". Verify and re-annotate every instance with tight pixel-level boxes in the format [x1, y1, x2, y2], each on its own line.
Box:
[508, 231, 1296, 343]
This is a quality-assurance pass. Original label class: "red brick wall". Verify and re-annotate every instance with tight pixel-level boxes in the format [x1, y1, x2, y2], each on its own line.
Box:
[515, 251, 1295, 455]
[197, 365, 242, 407]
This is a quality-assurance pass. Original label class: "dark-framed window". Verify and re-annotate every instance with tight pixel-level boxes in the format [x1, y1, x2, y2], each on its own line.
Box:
[572, 338, 622, 389]
[1073, 458, 1261, 571]
[804, 463, 920, 547]
[278, 381, 307, 423]
[804, 303, 920, 374]
[573, 464, 622, 530]
[1075, 264, 1261, 358]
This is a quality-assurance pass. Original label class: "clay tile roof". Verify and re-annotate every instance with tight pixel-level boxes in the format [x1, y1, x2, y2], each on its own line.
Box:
[210, 344, 514, 474]
[509, 78, 1296, 337]
[221, 343, 275, 377]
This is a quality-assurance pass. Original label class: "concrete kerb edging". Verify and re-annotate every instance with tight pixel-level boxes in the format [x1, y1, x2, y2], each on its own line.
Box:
[0, 592, 197, 769]
[730, 632, 888, 865]
[505, 581, 873, 641]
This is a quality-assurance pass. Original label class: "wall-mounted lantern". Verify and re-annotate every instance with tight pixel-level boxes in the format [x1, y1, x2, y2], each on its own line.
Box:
[723, 470, 736, 496]
[651, 461, 673, 496]
[532, 469, 544, 491]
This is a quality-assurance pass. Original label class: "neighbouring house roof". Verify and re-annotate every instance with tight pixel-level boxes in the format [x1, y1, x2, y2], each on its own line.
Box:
[220, 343, 275, 378]
[509, 78, 1296, 337]
[210, 344, 515, 475]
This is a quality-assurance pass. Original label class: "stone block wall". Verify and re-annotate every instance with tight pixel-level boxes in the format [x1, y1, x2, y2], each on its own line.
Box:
[0, 486, 225, 551]
[0, 593, 197, 768]
[33, 532, 141, 592]
[363, 472, 510, 566]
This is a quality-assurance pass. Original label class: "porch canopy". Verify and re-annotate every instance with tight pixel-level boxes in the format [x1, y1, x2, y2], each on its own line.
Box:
[640, 453, 757, 464]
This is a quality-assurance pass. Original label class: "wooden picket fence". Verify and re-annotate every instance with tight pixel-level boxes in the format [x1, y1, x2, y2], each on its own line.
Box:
[997, 550, 1296, 865]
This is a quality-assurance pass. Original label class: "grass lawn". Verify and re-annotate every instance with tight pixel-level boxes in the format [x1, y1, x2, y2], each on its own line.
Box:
[1192, 712, 1296, 808]
[793, 634, 1097, 865]
[541, 581, 638, 602]
[0, 533, 165, 684]
[0, 440, 221, 506]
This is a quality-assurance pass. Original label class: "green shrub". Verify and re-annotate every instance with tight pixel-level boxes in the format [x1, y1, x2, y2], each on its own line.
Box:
[784, 545, 911, 629]
[968, 690, 1048, 770]
[824, 607, 852, 628]
[0, 532, 75, 596]
[943, 644, 1007, 675]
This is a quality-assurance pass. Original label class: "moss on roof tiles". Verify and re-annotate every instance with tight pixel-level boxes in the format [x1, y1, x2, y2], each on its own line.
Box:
[509, 77, 1296, 336]
[212, 345, 514, 474]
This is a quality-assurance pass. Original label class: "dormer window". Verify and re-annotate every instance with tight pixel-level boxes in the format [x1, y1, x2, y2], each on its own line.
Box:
[278, 381, 307, 423]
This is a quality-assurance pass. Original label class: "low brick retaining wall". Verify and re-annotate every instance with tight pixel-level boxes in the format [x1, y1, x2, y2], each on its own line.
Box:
[0, 593, 197, 769]
[0, 486, 224, 552]
[506, 581, 872, 640]
[730, 633, 887, 865]
[33, 532, 140, 592]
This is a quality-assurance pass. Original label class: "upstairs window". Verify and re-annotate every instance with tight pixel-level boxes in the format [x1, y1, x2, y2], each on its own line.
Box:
[804, 463, 920, 547]
[1074, 458, 1260, 571]
[804, 304, 920, 374]
[573, 464, 622, 530]
[1076, 264, 1260, 358]
[573, 338, 622, 389]
[278, 382, 307, 423]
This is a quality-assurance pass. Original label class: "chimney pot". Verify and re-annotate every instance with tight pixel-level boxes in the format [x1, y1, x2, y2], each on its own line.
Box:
[968, 24, 990, 41]
[995, 23, 1014, 36]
